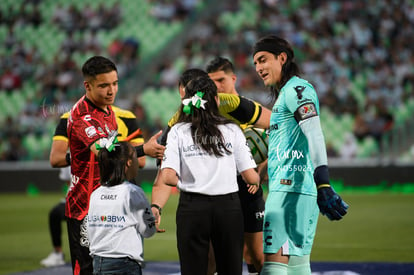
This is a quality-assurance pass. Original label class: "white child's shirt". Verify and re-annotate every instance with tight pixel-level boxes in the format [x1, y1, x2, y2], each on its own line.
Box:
[161, 122, 256, 195]
[87, 182, 156, 263]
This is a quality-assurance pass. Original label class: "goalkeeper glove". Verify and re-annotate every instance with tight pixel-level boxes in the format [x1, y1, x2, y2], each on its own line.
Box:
[317, 184, 349, 221]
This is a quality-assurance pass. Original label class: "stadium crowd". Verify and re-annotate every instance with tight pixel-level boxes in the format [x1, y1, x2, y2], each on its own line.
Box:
[0, 0, 413, 161]
[147, 0, 413, 149]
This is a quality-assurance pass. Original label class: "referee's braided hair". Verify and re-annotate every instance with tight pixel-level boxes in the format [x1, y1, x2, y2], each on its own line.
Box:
[177, 75, 234, 157]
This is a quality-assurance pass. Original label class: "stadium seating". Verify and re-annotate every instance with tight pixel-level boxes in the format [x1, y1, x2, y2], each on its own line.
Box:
[0, 0, 413, 161]
[139, 86, 180, 125]
[0, 0, 192, 160]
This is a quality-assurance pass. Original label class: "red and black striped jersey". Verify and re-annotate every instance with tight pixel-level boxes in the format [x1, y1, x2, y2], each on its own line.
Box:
[66, 96, 117, 220]
[53, 106, 143, 144]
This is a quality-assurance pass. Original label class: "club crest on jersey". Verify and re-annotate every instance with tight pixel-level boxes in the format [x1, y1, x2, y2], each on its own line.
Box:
[297, 103, 317, 120]
[83, 114, 92, 121]
[85, 126, 97, 138]
[294, 85, 306, 99]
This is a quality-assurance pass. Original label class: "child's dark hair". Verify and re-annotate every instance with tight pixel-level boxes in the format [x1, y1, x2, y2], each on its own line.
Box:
[178, 68, 208, 88]
[177, 75, 234, 157]
[98, 141, 134, 186]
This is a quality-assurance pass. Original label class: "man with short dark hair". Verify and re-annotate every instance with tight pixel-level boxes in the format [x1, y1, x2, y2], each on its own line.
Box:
[66, 56, 120, 275]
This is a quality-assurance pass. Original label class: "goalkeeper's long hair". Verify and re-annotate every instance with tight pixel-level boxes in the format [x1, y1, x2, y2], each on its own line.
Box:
[176, 75, 235, 157]
[98, 142, 134, 186]
[253, 35, 300, 102]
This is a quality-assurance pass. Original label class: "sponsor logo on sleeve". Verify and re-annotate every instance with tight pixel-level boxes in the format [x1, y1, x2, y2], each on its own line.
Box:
[85, 126, 97, 138]
[297, 103, 317, 120]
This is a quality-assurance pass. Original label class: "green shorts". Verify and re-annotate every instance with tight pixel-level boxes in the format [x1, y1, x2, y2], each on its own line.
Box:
[263, 191, 319, 256]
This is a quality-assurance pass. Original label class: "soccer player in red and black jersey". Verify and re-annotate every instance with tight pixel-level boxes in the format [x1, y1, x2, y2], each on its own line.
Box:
[62, 56, 164, 275]
[40, 106, 147, 268]
[66, 56, 120, 275]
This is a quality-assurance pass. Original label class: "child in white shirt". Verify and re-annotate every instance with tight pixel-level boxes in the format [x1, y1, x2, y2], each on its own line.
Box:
[88, 141, 156, 275]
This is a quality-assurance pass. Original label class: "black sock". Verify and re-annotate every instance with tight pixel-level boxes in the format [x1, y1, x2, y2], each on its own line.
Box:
[247, 263, 257, 273]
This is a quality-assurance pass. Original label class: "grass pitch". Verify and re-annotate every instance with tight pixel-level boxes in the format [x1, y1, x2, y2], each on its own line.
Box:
[0, 191, 413, 274]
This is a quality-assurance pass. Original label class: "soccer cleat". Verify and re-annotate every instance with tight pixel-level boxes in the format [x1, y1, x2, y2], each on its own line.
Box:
[40, 251, 65, 267]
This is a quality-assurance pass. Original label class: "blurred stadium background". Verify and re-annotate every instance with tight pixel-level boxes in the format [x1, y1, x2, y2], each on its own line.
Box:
[1, 0, 414, 274]
[0, 0, 413, 192]
[0, 0, 413, 165]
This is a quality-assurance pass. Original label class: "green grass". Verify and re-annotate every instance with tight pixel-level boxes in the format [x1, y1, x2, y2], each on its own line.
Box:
[313, 193, 414, 262]
[0, 192, 413, 274]
[144, 194, 179, 261]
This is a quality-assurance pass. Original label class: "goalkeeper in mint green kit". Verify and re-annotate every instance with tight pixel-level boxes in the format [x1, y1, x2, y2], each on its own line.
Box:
[252, 35, 349, 275]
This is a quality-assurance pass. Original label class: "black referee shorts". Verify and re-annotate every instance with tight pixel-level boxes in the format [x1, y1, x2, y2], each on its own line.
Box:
[237, 175, 265, 233]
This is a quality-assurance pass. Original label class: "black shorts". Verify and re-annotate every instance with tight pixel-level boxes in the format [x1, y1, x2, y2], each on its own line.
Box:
[67, 217, 93, 275]
[237, 175, 265, 233]
[177, 192, 244, 275]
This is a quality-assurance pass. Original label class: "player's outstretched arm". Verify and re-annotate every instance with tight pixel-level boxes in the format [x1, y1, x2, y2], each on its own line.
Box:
[142, 130, 165, 159]
[254, 105, 271, 129]
[131, 140, 146, 168]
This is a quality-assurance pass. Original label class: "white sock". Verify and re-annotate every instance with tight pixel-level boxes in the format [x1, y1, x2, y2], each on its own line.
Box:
[287, 255, 311, 275]
[260, 261, 288, 275]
